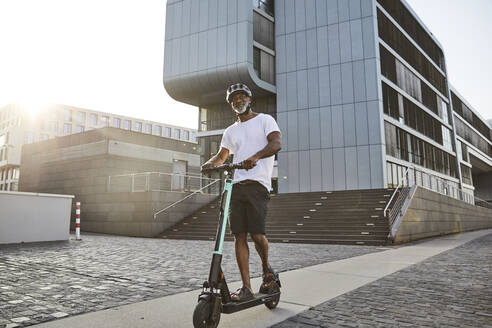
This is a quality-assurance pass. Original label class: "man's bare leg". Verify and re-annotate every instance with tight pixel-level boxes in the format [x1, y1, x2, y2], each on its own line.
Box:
[234, 232, 252, 291]
[251, 233, 270, 271]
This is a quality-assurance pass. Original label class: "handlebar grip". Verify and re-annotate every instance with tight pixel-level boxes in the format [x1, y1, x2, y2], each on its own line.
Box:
[201, 163, 244, 173]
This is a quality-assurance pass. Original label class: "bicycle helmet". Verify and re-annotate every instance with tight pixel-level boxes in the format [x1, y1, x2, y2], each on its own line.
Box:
[226, 83, 252, 104]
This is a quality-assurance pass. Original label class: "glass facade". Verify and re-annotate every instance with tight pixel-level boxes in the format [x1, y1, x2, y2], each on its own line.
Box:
[380, 45, 449, 123]
[451, 91, 492, 143]
[454, 116, 492, 157]
[382, 82, 452, 151]
[377, 0, 445, 70]
[378, 9, 447, 95]
[385, 121, 457, 178]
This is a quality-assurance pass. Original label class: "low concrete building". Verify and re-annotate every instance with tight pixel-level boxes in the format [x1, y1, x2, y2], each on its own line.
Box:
[0, 103, 197, 192]
[19, 127, 217, 237]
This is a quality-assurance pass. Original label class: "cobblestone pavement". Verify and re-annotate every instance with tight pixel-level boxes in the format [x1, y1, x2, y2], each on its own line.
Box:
[0, 234, 385, 328]
[271, 232, 492, 328]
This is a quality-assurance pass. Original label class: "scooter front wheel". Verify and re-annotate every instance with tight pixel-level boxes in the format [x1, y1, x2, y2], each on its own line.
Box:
[193, 299, 221, 328]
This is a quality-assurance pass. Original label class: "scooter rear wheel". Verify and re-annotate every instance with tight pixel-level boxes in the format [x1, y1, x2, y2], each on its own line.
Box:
[193, 299, 220, 328]
[264, 282, 280, 309]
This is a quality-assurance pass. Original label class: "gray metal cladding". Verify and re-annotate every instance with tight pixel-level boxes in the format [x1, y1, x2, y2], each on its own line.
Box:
[163, 0, 275, 107]
[276, 0, 386, 193]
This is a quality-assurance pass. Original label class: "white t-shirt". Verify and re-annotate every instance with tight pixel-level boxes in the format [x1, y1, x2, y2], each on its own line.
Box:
[220, 113, 280, 191]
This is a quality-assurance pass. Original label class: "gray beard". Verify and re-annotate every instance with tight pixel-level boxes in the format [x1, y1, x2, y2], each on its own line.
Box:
[233, 103, 249, 114]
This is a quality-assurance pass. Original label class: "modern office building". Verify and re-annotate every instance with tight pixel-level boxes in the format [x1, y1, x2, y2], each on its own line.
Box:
[163, 0, 491, 199]
[0, 103, 197, 191]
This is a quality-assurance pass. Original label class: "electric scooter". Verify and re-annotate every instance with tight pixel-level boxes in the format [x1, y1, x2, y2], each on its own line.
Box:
[193, 163, 281, 328]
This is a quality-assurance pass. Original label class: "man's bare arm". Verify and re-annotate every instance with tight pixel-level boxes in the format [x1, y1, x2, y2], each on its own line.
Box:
[202, 147, 230, 169]
[242, 131, 282, 169]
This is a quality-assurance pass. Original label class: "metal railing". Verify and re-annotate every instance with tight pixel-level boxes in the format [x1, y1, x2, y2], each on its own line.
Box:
[107, 172, 220, 194]
[153, 178, 221, 219]
[384, 167, 413, 241]
[384, 167, 410, 220]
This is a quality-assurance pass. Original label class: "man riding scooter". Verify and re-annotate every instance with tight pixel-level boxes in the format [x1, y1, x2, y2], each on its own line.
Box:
[201, 83, 282, 301]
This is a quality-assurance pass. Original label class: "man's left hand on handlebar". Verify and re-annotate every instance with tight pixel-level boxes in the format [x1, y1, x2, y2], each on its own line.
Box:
[242, 155, 260, 170]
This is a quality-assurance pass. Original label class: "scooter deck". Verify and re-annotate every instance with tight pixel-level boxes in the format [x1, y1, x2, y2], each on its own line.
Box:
[222, 291, 281, 314]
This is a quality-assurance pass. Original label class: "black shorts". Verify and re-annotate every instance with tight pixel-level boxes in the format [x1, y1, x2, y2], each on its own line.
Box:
[229, 181, 270, 235]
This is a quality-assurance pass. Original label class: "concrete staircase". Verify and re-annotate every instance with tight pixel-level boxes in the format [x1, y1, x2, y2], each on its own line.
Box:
[158, 189, 396, 245]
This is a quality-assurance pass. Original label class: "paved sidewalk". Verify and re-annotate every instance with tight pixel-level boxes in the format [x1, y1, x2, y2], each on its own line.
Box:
[0, 234, 383, 328]
[25, 229, 491, 328]
[271, 231, 492, 328]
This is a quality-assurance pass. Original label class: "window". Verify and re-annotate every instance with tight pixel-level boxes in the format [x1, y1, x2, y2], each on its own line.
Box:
[155, 125, 162, 136]
[183, 130, 190, 141]
[421, 81, 438, 115]
[25, 132, 34, 144]
[451, 91, 491, 143]
[395, 60, 421, 102]
[437, 99, 449, 124]
[49, 121, 58, 132]
[460, 164, 472, 185]
[376, 0, 445, 70]
[165, 127, 172, 137]
[442, 127, 452, 152]
[174, 128, 181, 139]
[64, 109, 72, 121]
[252, 0, 274, 16]
[76, 125, 85, 133]
[253, 47, 275, 85]
[90, 113, 98, 126]
[123, 120, 131, 130]
[77, 111, 86, 123]
[191, 132, 197, 142]
[113, 118, 121, 128]
[145, 123, 152, 134]
[384, 121, 457, 178]
[377, 10, 447, 95]
[102, 116, 109, 127]
[454, 117, 492, 157]
[380, 45, 397, 83]
[135, 122, 142, 132]
[253, 11, 274, 49]
[40, 134, 49, 140]
[63, 123, 72, 135]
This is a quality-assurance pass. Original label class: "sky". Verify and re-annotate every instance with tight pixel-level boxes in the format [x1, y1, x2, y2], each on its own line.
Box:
[0, 0, 491, 130]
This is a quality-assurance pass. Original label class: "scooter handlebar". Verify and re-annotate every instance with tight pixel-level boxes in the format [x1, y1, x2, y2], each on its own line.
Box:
[201, 163, 244, 173]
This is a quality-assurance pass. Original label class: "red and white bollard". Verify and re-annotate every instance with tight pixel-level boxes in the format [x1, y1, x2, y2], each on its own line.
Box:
[75, 202, 81, 240]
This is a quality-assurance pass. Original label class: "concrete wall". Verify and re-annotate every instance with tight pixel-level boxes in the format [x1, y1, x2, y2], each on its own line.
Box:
[75, 190, 217, 237]
[0, 191, 73, 244]
[394, 187, 492, 244]
[276, 0, 386, 193]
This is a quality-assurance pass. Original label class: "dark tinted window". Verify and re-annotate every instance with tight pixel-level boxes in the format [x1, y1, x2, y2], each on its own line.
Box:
[378, 9, 447, 95]
[384, 121, 457, 178]
[253, 11, 274, 50]
[377, 0, 445, 71]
